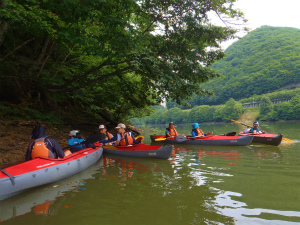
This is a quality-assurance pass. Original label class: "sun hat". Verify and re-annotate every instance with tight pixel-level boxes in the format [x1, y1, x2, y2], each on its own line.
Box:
[115, 123, 126, 129]
[192, 123, 200, 130]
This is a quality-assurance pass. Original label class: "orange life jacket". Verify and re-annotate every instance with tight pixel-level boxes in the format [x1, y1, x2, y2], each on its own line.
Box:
[31, 137, 55, 159]
[118, 132, 134, 146]
[106, 131, 113, 139]
[195, 128, 204, 136]
[167, 128, 178, 137]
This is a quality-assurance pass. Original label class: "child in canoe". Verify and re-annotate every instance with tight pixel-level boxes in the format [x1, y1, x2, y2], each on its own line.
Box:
[192, 123, 213, 137]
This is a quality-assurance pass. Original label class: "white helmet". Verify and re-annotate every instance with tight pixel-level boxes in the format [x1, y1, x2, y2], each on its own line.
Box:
[69, 130, 79, 137]
[253, 121, 259, 126]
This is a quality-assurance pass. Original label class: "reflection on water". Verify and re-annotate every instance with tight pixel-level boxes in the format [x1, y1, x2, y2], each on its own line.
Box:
[1, 121, 300, 225]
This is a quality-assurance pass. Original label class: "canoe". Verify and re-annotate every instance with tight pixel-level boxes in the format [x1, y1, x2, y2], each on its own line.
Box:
[0, 159, 103, 222]
[0, 145, 103, 201]
[150, 135, 254, 146]
[101, 143, 173, 159]
[238, 132, 283, 146]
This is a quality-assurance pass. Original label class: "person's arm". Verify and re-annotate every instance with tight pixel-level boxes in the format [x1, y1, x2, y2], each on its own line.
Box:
[51, 139, 65, 158]
[166, 129, 171, 137]
[205, 131, 213, 136]
[192, 130, 197, 137]
[25, 143, 33, 161]
[99, 135, 118, 143]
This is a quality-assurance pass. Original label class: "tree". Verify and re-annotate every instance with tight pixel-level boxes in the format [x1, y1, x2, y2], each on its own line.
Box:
[0, 0, 245, 122]
[259, 96, 273, 119]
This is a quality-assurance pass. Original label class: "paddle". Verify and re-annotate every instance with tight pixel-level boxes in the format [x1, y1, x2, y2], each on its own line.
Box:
[154, 136, 187, 142]
[217, 132, 236, 136]
[231, 119, 294, 143]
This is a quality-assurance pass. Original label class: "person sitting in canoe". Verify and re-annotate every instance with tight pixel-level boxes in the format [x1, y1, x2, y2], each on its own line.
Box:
[98, 123, 139, 146]
[166, 122, 186, 138]
[191, 123, 213, 137]
[249, 121, 264, 134]
[99, 124, 114, 145]
[25, 124, 71, 161]
[68, 130, 86, 153]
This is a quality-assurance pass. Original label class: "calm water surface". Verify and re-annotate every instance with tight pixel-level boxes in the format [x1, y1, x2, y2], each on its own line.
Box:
[0, 121, 299, 225]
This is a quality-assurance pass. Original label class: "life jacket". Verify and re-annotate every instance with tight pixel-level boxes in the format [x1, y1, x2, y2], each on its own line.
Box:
[249, 127, 260, 133]
[117, 132, 134, 146]
[31, 137, 55, 159]
[106, 131, 113, 139]
[166, 128, 178, 137]
[195, 128, 204, 136]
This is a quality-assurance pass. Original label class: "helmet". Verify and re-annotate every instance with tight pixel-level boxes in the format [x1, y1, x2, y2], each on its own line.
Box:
[69, 130, 79, 137]
[253, 121, 259, 127]
[192, 123, 200, 129]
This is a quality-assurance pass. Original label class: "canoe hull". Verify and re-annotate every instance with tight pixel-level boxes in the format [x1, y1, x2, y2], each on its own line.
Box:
[102, 143, 173, 159]
[0, 146, 103, 200]
[239, 132, 283, 146]
[150, 135, 254, 146]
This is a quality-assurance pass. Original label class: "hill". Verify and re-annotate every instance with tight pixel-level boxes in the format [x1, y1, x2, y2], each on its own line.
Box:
[167, 26, 300, 108]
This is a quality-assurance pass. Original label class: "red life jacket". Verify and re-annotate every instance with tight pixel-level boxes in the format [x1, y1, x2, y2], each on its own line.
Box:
[118, 132, 134, 146]
[31, 137, 55, 159]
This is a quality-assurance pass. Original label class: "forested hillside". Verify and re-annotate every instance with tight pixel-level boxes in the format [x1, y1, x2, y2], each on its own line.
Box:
[167, 26, 300, 109]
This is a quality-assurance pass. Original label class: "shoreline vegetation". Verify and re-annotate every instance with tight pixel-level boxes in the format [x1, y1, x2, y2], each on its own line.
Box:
[132, 93, 300, 126]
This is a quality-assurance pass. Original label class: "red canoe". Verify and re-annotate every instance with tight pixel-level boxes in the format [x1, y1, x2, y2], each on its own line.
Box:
[150, 135, 254, 146]
[0, 146, 103, 200]
[238, 132, 283, 146]
[100, 143, 173, 159]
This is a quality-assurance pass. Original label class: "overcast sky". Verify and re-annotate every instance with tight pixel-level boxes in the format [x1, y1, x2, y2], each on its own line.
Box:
[221, 0, 300, 49]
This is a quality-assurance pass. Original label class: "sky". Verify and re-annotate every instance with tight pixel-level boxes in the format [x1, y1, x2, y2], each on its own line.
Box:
[221, 0, 300, 49]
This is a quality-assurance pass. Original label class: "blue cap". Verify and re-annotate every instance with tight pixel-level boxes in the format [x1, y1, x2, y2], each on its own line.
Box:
[192, 123, 200, 129]
[169, 122, 174, 125]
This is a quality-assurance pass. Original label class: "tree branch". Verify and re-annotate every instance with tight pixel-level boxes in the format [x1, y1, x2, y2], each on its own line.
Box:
[0, 37, 36, 62]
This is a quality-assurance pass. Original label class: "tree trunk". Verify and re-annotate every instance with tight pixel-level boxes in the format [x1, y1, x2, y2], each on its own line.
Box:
[0, 0, 8, 47]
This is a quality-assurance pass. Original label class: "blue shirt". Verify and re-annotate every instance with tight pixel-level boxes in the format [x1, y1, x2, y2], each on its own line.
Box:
[249, 127, 260, 133]
[68, 138, 85, 150]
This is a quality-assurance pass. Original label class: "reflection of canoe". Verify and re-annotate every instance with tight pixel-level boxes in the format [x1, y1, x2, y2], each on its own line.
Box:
[0, 146, 103, 200]
[0, 159, 103, 222]
[150, 135, 254, 146]
[101, 143, 173, 159]
[103, 155, 174, 177]
[239, 132, 283, 146]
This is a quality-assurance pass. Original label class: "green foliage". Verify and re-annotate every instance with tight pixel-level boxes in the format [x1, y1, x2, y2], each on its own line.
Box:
[167, 26, 300, 109]
[259, 96, 273, 120]
[134, 98, 243, 125]
[0, 0, 245, 123]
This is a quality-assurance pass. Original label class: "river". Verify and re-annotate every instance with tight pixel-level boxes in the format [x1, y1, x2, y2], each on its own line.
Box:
[0, 121, 299, 225]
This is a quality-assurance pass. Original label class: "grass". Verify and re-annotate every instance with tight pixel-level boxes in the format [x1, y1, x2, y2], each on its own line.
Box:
[240, 107, 260, 124]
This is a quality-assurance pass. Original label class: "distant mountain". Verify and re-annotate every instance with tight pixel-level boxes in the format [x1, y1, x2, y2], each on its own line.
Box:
[174, 26, 300, 108]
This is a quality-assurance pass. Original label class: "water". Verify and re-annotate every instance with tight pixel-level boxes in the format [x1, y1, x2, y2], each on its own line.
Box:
[1, 121, 300, 225]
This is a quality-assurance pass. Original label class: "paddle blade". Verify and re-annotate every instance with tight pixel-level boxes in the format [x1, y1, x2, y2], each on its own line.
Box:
[282, 138, 294, 143]
[155, 138, 167, 141]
